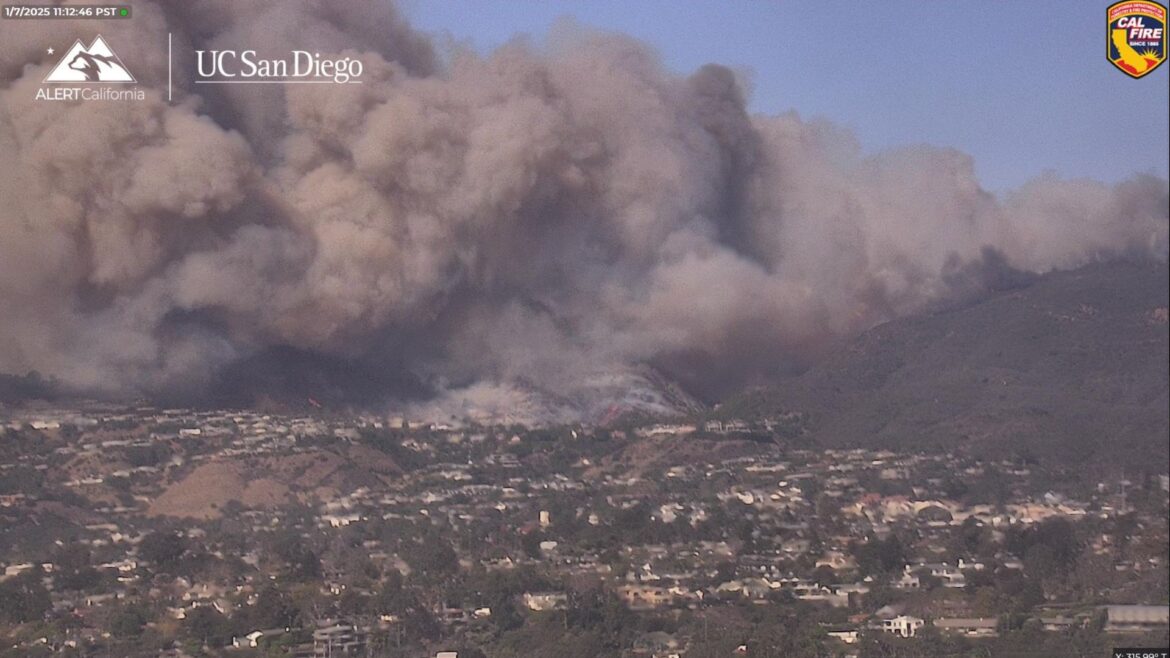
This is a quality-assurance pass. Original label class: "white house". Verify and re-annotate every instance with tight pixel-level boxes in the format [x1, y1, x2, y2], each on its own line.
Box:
[882, 615, 925, 638]
[522, 591, 567, 611]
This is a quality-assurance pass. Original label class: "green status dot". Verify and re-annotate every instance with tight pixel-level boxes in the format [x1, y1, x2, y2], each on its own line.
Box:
[119, 8, 128, 16]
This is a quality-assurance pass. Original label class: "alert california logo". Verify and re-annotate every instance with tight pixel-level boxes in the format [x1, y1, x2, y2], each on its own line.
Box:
[35, 34, 145, 102]
[1107, 1, 1166, 78]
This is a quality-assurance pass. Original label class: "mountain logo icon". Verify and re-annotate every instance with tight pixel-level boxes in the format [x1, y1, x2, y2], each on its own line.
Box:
[43, 35, 136, 83]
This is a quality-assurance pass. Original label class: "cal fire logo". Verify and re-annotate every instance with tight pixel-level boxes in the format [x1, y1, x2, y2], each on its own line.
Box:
[43, 35, 135, 83]
[1107, 1, 1166, 78]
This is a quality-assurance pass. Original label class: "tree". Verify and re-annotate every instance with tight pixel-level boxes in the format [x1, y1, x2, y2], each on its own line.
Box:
[852, 534, 907, 576]
[743, 608, 832, 658]
[566, 588, 636, 648]
[108, 606, 148, 638]
[239, 586, 300, 630]
[405, 532, 458, 580]
[269, 531, 321, 581]
[52, 542, 92, 572]
[55, 565, 103, 592]
[0, 572, 51, 623]
[50, 542, 103, 591]
[521, 530, 544, 559]
[338, 589, 371, 616]
[184, 606, 234, 647]
[401, 606, 440, 642]
[813, 565, 839, 586]
[138, 530, 187, 569]
[951, 517, 992, 559]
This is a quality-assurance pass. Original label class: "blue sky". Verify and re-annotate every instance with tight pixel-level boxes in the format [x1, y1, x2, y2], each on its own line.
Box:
[401, 0, 1169, 193]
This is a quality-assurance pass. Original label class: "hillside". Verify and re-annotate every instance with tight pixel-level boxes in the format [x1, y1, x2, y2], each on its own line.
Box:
[146, 445, 403, 520]
[0, 372, 60, 405]
[717, 259, 1170, 471]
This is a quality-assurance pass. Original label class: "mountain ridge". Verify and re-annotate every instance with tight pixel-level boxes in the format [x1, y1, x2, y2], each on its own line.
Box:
[716, 258, 1169, 471]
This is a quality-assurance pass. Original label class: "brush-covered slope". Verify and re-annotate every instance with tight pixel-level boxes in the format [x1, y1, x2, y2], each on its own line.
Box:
[719, 259, 1169, 470]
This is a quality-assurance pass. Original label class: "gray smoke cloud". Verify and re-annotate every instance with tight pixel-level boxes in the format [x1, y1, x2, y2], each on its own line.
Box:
[1, 1, 1167, 413]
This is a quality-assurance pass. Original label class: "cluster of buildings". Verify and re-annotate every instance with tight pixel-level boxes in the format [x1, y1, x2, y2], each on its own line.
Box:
[0, 406, 1166, 656]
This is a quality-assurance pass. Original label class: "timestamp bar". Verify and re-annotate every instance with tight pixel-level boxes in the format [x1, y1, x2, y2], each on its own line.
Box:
[2, 4, 131, 19]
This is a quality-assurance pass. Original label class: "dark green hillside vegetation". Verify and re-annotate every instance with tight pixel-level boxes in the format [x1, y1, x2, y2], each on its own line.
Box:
[719, 259, 1170, 472]
[0, 371, 59, 404]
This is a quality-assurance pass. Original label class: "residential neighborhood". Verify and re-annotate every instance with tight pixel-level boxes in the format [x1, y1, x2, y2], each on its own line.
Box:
[0, 405, 1167, 656]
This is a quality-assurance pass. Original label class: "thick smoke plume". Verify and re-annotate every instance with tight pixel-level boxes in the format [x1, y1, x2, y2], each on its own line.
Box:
[1, 1, 1167, 416]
